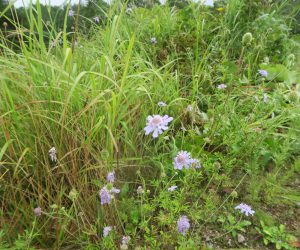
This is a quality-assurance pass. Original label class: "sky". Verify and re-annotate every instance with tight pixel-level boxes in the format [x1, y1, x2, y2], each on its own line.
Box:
[13, 0, 214, 8]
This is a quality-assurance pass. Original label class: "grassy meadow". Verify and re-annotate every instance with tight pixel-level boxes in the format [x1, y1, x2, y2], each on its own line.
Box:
[0, 0, 300, 249]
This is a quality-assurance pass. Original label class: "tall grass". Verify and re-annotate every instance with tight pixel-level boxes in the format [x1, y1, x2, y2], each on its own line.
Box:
[0, 0, 300, 249]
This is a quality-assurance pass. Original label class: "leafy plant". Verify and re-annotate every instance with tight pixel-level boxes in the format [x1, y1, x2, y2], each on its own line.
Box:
[256, 221, 296, 250]
[218, 214, 252, 238]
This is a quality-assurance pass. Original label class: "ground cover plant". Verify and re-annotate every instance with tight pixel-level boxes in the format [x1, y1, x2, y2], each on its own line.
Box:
[0, 0, 300, 249]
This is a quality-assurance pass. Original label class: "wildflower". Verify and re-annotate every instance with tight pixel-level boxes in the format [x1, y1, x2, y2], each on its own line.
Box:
[69, 188, 78, 200]
[263, 93, 268, 103]
[158, 101, 167, 107]
[186, 105, 193, 112]
[174, 151, 192, 170]
[93, 16, 100, 23]
[144, 115, 173, 138]
[137, 186, 144, 194]
[121, 236, 131, 249]
[110, 187, 120, 194]
[103, 226, 112, 237]
[150, 37, 157, 45]
[99, 186, 111, 205]
[167, 185, 178, 191]
[177, 215, 190, 235]
[235, 203, 255, 216]
[68, 10, 74, 17]
[258, 69, 268, 78]
[34, 207, 42, 217]
[190, 158, 202, 169]
[217, 84, 227, 90]
[254, 95, 259, 102]
[49, 147, 57, 162]
[107, 171, 115, 183]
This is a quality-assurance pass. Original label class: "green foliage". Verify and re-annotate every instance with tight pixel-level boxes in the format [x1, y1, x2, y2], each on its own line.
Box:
[0, 0, 299, 249]
[256, 221, 296, 250]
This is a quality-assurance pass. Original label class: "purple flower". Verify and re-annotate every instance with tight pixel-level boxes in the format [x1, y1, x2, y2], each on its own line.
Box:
[190, 158, 202, 169]
[217, 84, 227, 90]
[103, 226, 112, 237]
[99, 186, 111, 205]
[167, 185, 178, 191]
[186, 105, 193, 112]
[258, 69, 268, 78]
[177, 215, 190, 235]
[34, 207, 42, 217]
[235, 203, 255, 216]
[68, 10, 74, 17]
[107, 171, 115, 183]
[49, 147, 57, 162]
[144, 115, 173, 138]
[93, 16, 100, 23]
[263, 93, 268, 103]
[158, 101, 167, 107]
[174, 151, 192, 170]
[122, 236, 131, 246]
[150, 37, 157, 45]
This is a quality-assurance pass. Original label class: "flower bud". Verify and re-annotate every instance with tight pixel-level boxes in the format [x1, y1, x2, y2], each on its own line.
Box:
[242, 32, 253, 46]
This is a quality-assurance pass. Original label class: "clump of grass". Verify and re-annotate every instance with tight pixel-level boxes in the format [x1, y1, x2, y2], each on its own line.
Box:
[1, 0, 300, 249]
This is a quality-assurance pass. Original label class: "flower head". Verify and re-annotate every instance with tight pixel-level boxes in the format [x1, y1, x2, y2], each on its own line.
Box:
[150, 37, 157, 45]
[158, 101, 167, 107]
[99, 186, 111, 205]
[186, 105, 193, 112]
[93, 16, 100, 23]
[34, 207, 42, 217]
[122, 236, 131, 245]
[235, 203, 255, 216]
[177, 215, 190, 235]
[68, 10, 74, 17]
[190, 158, 202, 169]
[107, 171, 115, 183]
[49, 147, 57, 162]
[137, 186, 144, 194]
[144, 115, 173, 138]
[167, 185, 178, 191]
[263, 93, 268, 103]
[258, 69, 268, 78]
[217, 84, 227, 90]
[103, 226, 112, 237]
[174, 151, 192, 170]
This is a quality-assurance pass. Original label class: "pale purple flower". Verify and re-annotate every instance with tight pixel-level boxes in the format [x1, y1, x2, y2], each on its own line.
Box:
[173, 151, 192, 170]
[186, 105, 193, 112]
[258, 69, 268, 77]
[107, 171, 115, 183]
[110, 187, 120, 194]
[122, 236, 131, 244]
[167, 185, 178, 191]
[217, 84, 227, 90]
[190, 158, 202, 169]
[68, 10, 74, 17]
[144, 115, 173, 138]
[93, 16, 100, 23]
[99, 186, 111, 205]
[263, 93, 268, 103]
[34, 207, 42, 217]
[177, 215, 190, 235]
[235, 203, 255, 216]
[103, 226, 112, 237]
[150, 37, 157, 44]
[49, 147, 57, 162]
[99, 186, 120, 205]
[158, 101, 167, 107]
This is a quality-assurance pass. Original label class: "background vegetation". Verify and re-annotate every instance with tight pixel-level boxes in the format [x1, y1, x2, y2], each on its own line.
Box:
[0, 0, 300, 249]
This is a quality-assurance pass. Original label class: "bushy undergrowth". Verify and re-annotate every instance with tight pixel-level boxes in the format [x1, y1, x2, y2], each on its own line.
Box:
[0, 0, 300, 249]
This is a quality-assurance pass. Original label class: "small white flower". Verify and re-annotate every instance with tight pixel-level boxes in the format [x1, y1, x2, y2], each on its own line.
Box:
[137, 186, 144, 194]
[144, 115, 173, 138]
[263, 93, 268, 103]
[186, 105, 193, 112]
[158, 101, 167, 107]
[217, 84, 227, 90]
[49, 147, 57, 162]
[167, 185, 178, 191]
[93, 16, 100, 23]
